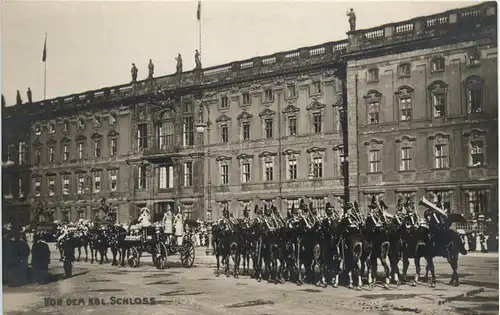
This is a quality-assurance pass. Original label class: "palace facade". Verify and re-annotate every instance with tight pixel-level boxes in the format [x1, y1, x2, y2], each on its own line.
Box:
[2, 2, 497, 225]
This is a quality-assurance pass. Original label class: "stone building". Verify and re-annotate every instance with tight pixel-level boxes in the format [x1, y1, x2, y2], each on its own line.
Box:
[345, 1, 498, 220]
[1, 2, 497, 224]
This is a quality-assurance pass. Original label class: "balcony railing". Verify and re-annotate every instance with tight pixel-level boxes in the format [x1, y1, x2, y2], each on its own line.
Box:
[143, 135, 179, 155]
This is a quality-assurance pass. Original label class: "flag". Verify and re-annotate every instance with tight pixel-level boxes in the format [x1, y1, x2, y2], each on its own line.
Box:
[42, 33, 47, 63]
[197, 1, 201, 21]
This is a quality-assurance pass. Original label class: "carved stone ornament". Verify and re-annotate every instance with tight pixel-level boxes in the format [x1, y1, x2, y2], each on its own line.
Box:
[204, 91, 217, 98]
[259, 108, 276, 117]
[237, 111, 253, 121]
[274, 77, 285, 85]
[297, 75, 310, 82]
[395, 85, 415, 97]
[250, 84, 262, 91]
[323, 69, 336, 78]
[282, 104, 300, 114]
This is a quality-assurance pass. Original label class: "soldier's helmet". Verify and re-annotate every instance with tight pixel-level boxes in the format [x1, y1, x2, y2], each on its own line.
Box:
[371, 195, 377, 205]
[325, 202, 333, 215]
[264, 204, 272, 216]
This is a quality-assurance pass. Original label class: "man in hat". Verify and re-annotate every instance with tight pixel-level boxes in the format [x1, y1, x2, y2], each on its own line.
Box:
[31, 232, 51, 284]
[174, 206, 184, 246]
[242, 206, 252, 229]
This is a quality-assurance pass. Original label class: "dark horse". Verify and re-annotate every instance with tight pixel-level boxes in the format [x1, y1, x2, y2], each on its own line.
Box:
[212, 219, 239, 277]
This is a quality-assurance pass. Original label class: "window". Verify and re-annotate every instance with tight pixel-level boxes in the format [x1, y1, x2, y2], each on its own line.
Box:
[432, 94, 446, 117]
[138, 109, 146, 120]
[401, 147, 412, 171]
[183, 204, 193, 220]
[49, 123, 56, 134]
[311, 82, 321, 95]
[264, 89, 273, 102]
[62, 210, 70, 222]
[264, 161, 274, 181]
[399, 63, 411, 77]
[242, 162, 251, 183]
[93, 140, 101, 158]
[311, 197, 326, 216]
[48, 176, 55, 196]
[465, 190, 487, 218]
[158, 114, 175, 149]
[110, 113, 117, 125]
[428, 191, 451, 210]
[48, 147, 55, 163]
[221, 96, 229, 109]
[35, 148, 41, 164]
[470, 140, 484, 166]
[265, 118, 273, 139]
[313, 113, 322, 133]
[338, 147, 347, 177]
[137, 123, 148, 149]
[466, 49, 480, 66]
[35, 125, 42, 136]
[466, 76, 484, 114]
[287, 199, 300, 212]
[110, 138, 117, 156]
[93, 117, 101, 128]
[138, 166, 147, 190]
[367, 69, 379, 82]
[288, 160, 297, 180]
[242, 122, 250, 141]
[431, 58, 445, 72]
[184, 162, 193, 187]
[78, 143, 84, 159]
[242, 92, 250, 105]
[109, 170, 117, 192]
[63, 144, 69, 161]
[221, 164, 229, 184]
[183, 117, 194, 146]
[93, 172, 101, 193]
[35, 179, 41, 197]
[221, 125, 229, 144]
[369, 149, 380, 173]
[78, 118, 85, 130]
[63, 121, 70, 132]
[287, 85, 296, 98]
[369, 102, 379, 124]
[158, 165, 174, 189]
[183, 102, 193, 113]
[400, 97, 412, 121]
[78, 176, 85, 194]
[18, 142, 26, 165]
[18, 178, 24, 198]
[63, 175, 70, 195]
[78, 210, 85, 220]
[435, 144, 448, 169]
[288, 116, 297, 136]
[312, 156, 323, 178]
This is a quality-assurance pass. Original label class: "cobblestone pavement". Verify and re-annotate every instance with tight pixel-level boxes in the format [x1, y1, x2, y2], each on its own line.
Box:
[4, 246, 498, 315]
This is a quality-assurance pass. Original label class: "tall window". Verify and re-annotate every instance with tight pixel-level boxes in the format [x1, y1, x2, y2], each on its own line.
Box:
[137, 123, 148, 149]
[401, 147, 412, 171]
[63, 175, 70, 195]
[311, 197, 326, 216]
[35, 179, 41, 197]
[312, 156, 323, 178]
[78, 143, 84, 159]
[399, 63, 411, 77]
[78, 118, 86, 130]
[63, 144, 69, 161]
[466, 190, 487, 218]
[264, 89, 273, 102]
[313, 113, 322, 133]
[287, 85, 296, 98]
[109, 170, 117, 192]
[264, 161, 274, 181]
[18, 178, 24, 198]
[183, 117, 194, 146]
[338, 147, 347, 177]
[369, 149, 380, 173]
[93, 140, 101, 158]
[48, 176, 55, 196]
[242, 92, 250, 105]
[265, 118, 273, 139]
[470, 140, 484, 166]
[78, 176, 85, 194]
[18, 142, 26, 165]
[221, 164, 229, 184]
[288, 116, 297, 136]
[221, 125, 229, 143]
[432, 94, 446, 117]
[110, 138, 117, 156]
[368, 102, 379, 124]
[183, 204, 193, 220]
[400, 97, 412, 121]
[221, 96, 229, 109]
[138, 166, 147, 190]
[63, 121, 70, 132]
[431, 58, 445, 72]
[35, 125, 42, 136]
[242, 122, 250, 141]
[242, 162, 251, 183]
[49, 123, 56, 134]
[466, 76, 484, 113]
[311, 82, 322, 95]
[93, 172, 101, 193]
[288, 159, 297, 180]
[287, 199, 300, 212]
[184, 162, 193, 187]
[435, 144, 448, 169]
[48, 147, 55, 163]
[110, 113, 117, 125]
[158, 112, 175, 149]
[35, 148, 41, 164]
[159, 166, 174, 189]
[367, 69, 379, 82]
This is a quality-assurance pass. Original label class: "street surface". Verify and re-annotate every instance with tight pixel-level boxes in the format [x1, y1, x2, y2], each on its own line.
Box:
[3, 245, 499, 315]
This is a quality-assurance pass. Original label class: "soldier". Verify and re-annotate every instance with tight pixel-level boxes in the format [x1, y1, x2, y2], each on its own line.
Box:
[174, 206, 184, 245]
[131, 63, 138, 82]
[162, 204, 173, 235]
[263, 204, 276, 230]
[396, 198, 405, 215]
[31, 232, 51, 284]
[148, 59, 154, 79]
[241, 207, 252, 229]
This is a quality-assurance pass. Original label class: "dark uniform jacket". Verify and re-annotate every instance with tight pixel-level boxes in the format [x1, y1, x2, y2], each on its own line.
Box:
[31, 240, 51, 270]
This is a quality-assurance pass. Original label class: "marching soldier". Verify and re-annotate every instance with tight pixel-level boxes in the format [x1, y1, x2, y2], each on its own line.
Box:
[241, 206, 252, 229]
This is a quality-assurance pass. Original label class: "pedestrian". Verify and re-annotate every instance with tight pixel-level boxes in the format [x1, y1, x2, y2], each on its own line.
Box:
[31, 233, 51, 284]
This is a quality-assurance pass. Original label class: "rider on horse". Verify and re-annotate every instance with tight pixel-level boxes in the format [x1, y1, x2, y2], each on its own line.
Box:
[241, 207, 252, 229]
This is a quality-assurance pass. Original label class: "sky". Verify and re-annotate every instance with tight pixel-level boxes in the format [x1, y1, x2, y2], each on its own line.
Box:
[1, 0, 477, 104]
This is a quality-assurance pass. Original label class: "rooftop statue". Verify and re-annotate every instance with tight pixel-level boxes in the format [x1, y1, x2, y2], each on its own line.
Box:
[347, 8, 356, 31]
[195, 50, 202, 70]
[148, 59, 154, 79]
[27, 88, 32, 103]
[16, 90, 22, 105]
[176, 54, 183, 73]
[131, 63, 138, 82]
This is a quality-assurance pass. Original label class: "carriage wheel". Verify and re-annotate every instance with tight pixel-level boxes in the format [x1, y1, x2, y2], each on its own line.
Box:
[128, 246, 140, 267]
[180, 240, 195, 268]
[155, 242, 168, 269]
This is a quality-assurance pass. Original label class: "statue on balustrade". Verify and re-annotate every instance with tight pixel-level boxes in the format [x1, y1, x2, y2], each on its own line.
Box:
[195, 50, 202, 70]
[1, 94, 5, 107]
[131, 63, 138, 83]
[148, 59, 154, 79]
[27, 88, 32, 104]
[346, 8, 356, 31]
[176, 54, 183, 74]
[16, 90, 22, 105]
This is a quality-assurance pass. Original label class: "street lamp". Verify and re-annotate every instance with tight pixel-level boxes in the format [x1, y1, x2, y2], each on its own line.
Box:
[195, 100, 213, 256]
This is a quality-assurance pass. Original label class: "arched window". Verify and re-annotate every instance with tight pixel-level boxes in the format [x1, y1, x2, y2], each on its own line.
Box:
[428, 81, 448, 118]
[157, 110, 175, 149]
[465, 76, 485, 114]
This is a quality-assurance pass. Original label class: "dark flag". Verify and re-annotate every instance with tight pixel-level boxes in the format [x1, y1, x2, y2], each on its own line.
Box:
[42, 33, 47, 63]
[197, 1, 201, 21]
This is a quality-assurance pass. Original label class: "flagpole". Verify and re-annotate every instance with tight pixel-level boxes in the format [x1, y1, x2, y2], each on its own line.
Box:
[43, 32, 47, 100]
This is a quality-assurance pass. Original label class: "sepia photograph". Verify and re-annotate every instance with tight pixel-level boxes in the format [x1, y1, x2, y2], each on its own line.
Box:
[1, 0, 498, 314]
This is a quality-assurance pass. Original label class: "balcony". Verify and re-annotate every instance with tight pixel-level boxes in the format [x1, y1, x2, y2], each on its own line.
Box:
[142, 135, 180, 156]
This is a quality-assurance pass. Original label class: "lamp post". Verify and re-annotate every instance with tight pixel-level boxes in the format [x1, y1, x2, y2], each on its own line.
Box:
[195, 100, 213, 256]
[308, 172, 316, 213]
